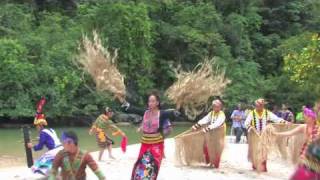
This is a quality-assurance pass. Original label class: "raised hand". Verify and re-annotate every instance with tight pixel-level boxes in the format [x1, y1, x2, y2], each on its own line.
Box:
[121, 101, 130, 110]
[192, 123, 201, 131]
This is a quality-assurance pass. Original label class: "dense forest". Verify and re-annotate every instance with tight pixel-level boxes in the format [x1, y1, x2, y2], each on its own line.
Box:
[0, 0, 319, 122]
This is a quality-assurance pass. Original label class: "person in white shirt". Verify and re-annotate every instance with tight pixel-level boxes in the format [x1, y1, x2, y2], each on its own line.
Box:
[192, 99, 226, 132]
[192, 99, 226, 168]
[245, 98, 287, 172]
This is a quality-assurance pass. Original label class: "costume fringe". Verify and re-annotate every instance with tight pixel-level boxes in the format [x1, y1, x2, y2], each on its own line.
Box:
[271, 123, 306, 164]
[174, 125, 225, 166]
[247, 124, 275, 172]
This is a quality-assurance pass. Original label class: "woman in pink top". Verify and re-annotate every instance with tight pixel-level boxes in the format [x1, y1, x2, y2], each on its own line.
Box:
[121, 91, 180, 180]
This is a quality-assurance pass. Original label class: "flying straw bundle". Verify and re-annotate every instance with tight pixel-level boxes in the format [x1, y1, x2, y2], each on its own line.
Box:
[174, 125, 225, 166]
[76, 31, 126, 101]
[166, 59, 230, 120]
[247, 124, 276, 172]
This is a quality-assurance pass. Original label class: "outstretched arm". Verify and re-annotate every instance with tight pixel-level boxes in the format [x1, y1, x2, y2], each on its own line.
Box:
[107, 121, 125, 136]
[86, 153, 106, 180]
[121, 101, 145, 116]
[269, 111, 287, 124]
[274, 125, 305, 137]
[161, 109, 181, 120]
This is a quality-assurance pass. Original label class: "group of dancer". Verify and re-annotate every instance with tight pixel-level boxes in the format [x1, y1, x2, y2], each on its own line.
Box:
[191, 97, 320, 180]
[26, 94, 320, 180]
[27, 92, 180, 180]
[27, 98, 108, 179]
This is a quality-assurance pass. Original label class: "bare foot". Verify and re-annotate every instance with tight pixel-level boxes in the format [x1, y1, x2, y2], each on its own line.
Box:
[109, 155, 116, 160]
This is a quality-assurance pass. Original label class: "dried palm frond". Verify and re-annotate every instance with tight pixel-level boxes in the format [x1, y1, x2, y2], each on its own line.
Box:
[76, 31, 126, 101]
[174, 125, 225, 166]
[166, 59, 230, 120]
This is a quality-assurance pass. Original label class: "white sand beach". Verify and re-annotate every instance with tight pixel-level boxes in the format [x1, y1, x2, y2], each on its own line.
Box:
[0, 137, 295, 180]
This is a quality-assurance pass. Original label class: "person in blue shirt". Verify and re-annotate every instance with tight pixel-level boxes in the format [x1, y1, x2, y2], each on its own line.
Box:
[27, 113, 62, 176]
[27, 113, 61, 151]
[231, 104, 246, 143]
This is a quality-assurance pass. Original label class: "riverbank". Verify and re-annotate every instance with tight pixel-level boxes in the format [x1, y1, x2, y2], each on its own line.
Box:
[0, 137, 295, 180]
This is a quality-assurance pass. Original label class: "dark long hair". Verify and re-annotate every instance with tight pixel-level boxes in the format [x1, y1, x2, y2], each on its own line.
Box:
[147, 90, 161, 109]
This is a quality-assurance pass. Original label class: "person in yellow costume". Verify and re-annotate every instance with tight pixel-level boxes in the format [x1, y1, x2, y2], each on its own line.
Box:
[89, 107, 126, 161]
[245, 98, 287, 172]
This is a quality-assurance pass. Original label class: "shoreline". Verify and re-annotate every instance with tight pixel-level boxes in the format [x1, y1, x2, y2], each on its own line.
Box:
[0, 137, 295, 180]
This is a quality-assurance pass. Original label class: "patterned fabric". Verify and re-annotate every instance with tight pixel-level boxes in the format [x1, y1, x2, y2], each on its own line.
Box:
[133, 151, 157, 180]
[245, 109, 286, 133]
[140, 110, 164, 144]
[251, 109, 268, 132]
[92, 114, 122, 135]
[32, 146, 63, 176]
[49, 149, 104, 180]
[91, 114, 121, 148]
[122, 105, 177, 137]
[142, 110, 160, 134]
[122, 105, 178, 179]
[141, 133, 164, 144]
[95, 132, 114, 148]
[131, 142, 164, 180]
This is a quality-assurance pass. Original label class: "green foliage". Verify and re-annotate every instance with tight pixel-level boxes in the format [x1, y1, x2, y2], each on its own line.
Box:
[81, 2, 156, 103]
[283, 33, 320, 94]
[224, 61, 274, 107]
[0, 39, 35, 117]
[251, 0, 320, 74]
[0, 0, 319, 121]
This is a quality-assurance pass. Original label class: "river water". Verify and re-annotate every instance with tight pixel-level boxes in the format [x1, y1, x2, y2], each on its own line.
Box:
[0, 124, 191, 167]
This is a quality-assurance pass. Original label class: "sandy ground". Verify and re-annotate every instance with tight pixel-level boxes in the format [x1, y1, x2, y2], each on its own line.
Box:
[0, 137, 296, 180]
